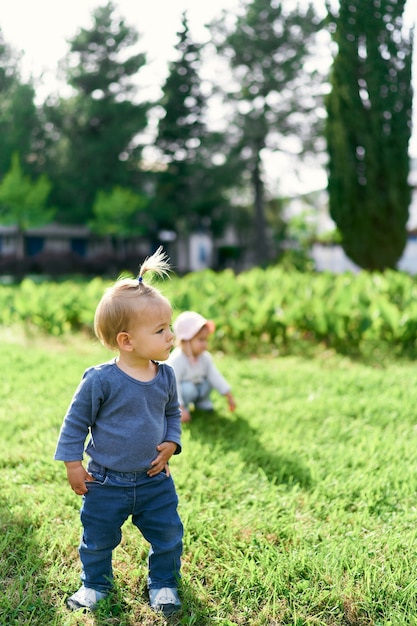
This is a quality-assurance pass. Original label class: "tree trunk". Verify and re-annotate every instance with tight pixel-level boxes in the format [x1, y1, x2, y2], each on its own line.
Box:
[16, 227, 25, 260]
[252, 152, 270, 265]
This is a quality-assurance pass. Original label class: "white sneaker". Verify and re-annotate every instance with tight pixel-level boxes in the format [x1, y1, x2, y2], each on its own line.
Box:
[149, 587, 181, 615]
[67, 585, 108, 611]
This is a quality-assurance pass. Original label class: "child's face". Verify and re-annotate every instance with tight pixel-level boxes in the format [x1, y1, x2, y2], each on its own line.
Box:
[127, 300, 174, 362]
[189, 325, 210, 358]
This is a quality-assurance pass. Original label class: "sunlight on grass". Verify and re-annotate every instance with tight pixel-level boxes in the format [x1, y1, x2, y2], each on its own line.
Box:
[2, 335, 417, 624]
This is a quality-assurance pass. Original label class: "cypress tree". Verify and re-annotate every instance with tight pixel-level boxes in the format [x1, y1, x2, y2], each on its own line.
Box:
[325, 0, 413, 270]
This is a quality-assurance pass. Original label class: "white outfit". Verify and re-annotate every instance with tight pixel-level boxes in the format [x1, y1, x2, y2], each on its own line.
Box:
[167, 348, 230, 408]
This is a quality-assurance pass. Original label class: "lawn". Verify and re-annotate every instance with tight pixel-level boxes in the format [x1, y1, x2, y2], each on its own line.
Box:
[1, 330, 417, 625]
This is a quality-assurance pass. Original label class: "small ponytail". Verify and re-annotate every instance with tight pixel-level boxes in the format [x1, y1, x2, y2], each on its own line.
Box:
[138, 246, 171, 284]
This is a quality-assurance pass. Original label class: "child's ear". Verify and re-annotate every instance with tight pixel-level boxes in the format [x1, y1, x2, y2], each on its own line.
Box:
[116, 331, 133, 351]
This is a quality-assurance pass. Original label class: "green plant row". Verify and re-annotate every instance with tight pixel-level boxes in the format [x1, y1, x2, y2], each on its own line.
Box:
[2, 268, 417, 355]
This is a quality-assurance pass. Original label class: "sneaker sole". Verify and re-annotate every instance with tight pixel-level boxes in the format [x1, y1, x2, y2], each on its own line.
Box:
[153, 603, 181, 616]
[67, 598, 93, 611]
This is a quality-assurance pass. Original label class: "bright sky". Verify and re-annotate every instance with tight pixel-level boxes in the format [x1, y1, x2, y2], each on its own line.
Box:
[1, 0, 416, 196]
[1, 0, 245, 96]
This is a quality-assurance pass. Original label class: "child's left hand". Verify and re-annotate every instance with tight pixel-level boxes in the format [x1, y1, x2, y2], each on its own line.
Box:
[148, 441, 177, 477]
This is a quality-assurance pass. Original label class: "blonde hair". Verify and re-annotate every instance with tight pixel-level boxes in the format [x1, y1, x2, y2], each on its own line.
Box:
[94, 247, 172, 350]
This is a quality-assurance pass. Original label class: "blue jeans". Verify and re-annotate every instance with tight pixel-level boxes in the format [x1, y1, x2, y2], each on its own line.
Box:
[181, 379, 213, 410]
[78, 460, 183, 593]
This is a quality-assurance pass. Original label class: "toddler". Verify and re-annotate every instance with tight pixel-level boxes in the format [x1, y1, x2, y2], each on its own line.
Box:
[168, 310, 236, 422]
[54, 247, 183, 616]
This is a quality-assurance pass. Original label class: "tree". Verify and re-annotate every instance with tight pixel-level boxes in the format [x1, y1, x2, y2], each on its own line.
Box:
[0, 153, 54, 257]
[152, 13, 233, 246]
[210, 0, 325, 264]
[0, 30, 42, 179]
[90, 186, 148, 258]
[325, 0, 413, 270]
[43, 2, 150, 224]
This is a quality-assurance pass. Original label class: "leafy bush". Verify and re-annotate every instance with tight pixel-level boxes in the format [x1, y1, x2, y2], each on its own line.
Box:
[2, 268, 417, 356]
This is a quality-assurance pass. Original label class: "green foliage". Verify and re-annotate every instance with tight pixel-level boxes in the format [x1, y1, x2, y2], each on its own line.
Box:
[0, 277, 104, 335]
[316, 227, 342, 245]
[278, 248, 315, 272]
[210, 0, 326, 263]
[43, 2, 149, 223]
[3, 337, 417, 623]
[156, 13, 206, 160]
[0, 33, 45, 181]
[152, 14, 231, 237]
[91, 186, 148, 236]
[3, 268, 417, 358]
[0, 0, 414, 269]
[0, 3, 330, 254]
[0, 153, 54, 228]
[325, 0, 413, 270]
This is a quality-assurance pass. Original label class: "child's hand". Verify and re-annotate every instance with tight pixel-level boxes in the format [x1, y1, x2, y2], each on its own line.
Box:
[180, 406, 191, 423]
[226, 392, 236, 412]
[148, 441, 177, 477]
[65, 461, 94, 495]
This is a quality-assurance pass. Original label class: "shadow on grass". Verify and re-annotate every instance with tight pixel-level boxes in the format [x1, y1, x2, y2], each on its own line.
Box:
[188, 409, 312, 488]
[0, 502, 59, 625]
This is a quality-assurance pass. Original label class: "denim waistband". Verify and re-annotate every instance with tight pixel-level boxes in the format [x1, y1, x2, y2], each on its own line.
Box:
[88, 459, 150, 480]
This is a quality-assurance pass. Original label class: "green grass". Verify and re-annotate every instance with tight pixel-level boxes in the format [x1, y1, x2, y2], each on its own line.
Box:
[2, 331, 417, 625]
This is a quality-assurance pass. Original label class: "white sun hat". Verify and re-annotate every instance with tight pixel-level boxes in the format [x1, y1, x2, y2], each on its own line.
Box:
[173, 311, 215, 341]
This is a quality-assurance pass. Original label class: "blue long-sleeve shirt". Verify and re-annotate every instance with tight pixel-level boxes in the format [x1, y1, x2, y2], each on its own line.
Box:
[54, 359, 181, 472]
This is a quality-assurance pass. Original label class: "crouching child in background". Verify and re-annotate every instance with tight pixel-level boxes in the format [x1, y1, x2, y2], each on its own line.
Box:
[167, 311, 236, 423]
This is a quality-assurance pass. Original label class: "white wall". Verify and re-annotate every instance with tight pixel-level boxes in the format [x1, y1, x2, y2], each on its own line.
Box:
[312, 239, 417, 274]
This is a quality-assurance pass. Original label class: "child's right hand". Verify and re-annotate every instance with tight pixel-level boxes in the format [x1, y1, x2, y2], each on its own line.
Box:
[226, 392, 236, 413]
[65, 461, 94, 495]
